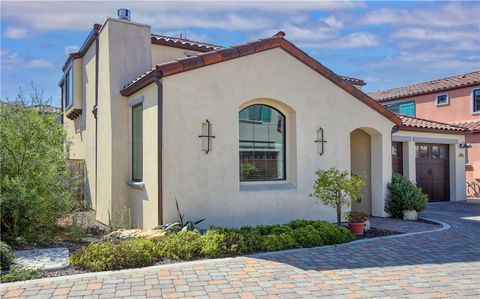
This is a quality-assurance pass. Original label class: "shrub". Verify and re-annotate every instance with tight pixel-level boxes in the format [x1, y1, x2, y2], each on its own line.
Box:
[0, 242, 15, 271]
[0, 265, 43, 283]
[260, 233, 297, 251]
[1, 89, 80, 245]
[312, 168, 365, 225]
[385, 174, 428, 218]
[70, 238, 158, 271]
[292, 225, 324, 248]
[200, 231, 226, 257]
[157, 231, 202, 261]
[346, 211, 369, 223]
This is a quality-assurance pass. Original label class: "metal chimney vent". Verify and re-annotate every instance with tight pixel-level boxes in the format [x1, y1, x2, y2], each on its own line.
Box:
[117, 9, 131, 21]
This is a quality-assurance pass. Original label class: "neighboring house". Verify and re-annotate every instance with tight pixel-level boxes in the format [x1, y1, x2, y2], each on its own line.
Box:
[61, 14, 467, 229]
[369, 71, 480, 196]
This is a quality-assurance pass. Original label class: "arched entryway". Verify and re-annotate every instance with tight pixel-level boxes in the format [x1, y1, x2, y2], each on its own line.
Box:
[350, 128, 373, 215]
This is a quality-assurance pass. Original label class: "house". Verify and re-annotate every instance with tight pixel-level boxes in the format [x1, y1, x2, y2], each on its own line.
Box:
[60, 13, 467, 229]
[369, 72, 480, 197]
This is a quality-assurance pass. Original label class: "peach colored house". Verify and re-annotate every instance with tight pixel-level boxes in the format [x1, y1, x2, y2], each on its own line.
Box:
[369, 71, 480, 197]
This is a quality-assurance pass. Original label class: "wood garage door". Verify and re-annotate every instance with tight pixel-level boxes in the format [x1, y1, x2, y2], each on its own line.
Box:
[415, 143, 449, 202]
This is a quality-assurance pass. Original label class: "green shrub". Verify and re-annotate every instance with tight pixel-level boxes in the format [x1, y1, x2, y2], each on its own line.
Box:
[292, 225, 324, 248]
[0, 241, 15, 271]
[385, 174, 428, 218]
[157, 231, 202, 261]
[70, 238, 158, 271]
[200, 231, 226, 257]
[260, 233, 297, 251]
[0, 265, 43, 283]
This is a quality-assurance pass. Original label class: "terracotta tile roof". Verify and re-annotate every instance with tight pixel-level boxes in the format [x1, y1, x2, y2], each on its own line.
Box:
[121, 32, 401, 126]
[451, 120, 480, 133]
[340, 76, 366, 87]
[369, 71, 480, 102]
[398, 114, 469, 134]
[151, 34, 223, 52]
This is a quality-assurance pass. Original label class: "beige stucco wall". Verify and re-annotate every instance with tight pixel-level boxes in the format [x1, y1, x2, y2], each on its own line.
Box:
[155, 47, 395, 228]
[151, 45, 202, 66]
[350, 129, 372, 214]
[393, 130, 466, 201]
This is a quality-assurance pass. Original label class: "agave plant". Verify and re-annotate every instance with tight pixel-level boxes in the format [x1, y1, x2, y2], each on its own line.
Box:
[159, 199, 205, 234]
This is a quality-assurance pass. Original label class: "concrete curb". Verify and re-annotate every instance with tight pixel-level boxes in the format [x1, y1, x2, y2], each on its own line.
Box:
[1, 217, 451, 287]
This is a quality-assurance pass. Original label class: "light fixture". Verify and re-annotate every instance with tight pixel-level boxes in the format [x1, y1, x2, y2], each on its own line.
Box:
[459, 142, 472, 149]
[199, 120, 215, 154]
[315, 127, 327, 155]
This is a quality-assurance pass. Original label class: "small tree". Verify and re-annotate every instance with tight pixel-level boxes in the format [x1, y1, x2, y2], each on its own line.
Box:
[385, 174, 428, 218]
[312, 168, 365, 226]
[0, 85, 79, 244]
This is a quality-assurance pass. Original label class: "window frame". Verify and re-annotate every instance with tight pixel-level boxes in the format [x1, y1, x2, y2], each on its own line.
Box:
[472, 88, 480, 115]
[384, 100, 416, 117]
[239, 104, 287, 182]
[64, 66, 73, 109]
[435, 93, 449, 106]
[131, 103, 143, 182]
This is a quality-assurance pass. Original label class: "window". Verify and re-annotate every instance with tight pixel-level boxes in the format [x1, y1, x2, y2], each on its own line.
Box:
[64, 67, 73, 108]
[132, 104, 143, 181]
[384, 101, 415, 116]
[473, 89, 480, 113]
[435, 94, 448, 106]
[239, 105, 285, 181]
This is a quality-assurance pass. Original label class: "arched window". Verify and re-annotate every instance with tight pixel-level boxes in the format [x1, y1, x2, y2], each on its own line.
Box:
[239, 104, 286, 181]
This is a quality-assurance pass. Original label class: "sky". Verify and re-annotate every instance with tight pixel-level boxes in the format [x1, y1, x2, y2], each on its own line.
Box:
[1, 0, 480, 107]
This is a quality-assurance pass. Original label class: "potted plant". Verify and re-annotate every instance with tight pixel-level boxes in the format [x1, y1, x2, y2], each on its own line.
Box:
[385, 174, 428, 221]
[311, 168, 365, 226]
[345, 211, 369, 235]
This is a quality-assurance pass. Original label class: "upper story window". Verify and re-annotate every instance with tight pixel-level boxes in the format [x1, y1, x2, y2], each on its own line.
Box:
[384, 101, 415, 117]
[435, 93, 449, 106]
[473, 88, 480, 114]
[132, 103, 143, 181]
[239, 104, 285, 181]
[64, 67, 73, 108]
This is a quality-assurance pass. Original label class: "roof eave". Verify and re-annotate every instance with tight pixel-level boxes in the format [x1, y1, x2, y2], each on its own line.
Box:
[398, 126, 469, 135]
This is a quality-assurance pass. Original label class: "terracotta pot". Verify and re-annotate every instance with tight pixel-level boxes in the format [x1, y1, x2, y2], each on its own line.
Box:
[348, 222, 364, 235]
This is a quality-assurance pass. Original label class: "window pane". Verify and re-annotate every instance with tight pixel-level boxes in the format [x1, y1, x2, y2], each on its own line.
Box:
[239, 105, 285, 181]
[132, 104, 143, 181]
[65, 68, 73, 107]
[474, 89, 480, 112]
[399, 101, 415, 116]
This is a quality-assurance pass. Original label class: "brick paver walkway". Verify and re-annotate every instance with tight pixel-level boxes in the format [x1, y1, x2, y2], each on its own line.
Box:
[1, 201, 479, 298]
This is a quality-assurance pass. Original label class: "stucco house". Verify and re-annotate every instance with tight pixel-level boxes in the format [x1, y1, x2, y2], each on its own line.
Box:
[60, 14, 468, 229]
[369, 72, 480, 197]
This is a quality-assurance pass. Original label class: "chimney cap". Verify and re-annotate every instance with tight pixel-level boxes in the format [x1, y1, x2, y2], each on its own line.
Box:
[117, 8, 131, 21]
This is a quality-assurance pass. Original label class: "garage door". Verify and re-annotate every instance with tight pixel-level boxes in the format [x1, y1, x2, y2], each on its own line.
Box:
[415, 143, 449, 201]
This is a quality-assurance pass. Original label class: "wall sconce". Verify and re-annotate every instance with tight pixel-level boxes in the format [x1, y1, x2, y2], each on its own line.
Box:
[199, 120, 215, 154]
[315, 127, 327, 155]
[459, 142, 472, 149]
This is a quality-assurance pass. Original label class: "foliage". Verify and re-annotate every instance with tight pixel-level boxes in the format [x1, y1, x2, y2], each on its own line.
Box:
[312, 168, 365, 225]
[70, 238, 158, 271]
[160, 199, 205, 234]
[156, 231, 202, 261]
[0, 242, 15, 271]
[240, 163, 256, 179]
[346, 211, 369, 223]
[70, 220, 353, 272]
[0, 86, 81, 245]
[0, 265, 44, 283]
[385, 174, 428, 218]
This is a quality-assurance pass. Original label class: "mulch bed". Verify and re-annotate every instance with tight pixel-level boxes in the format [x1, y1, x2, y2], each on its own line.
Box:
[354, 227, 401, 240]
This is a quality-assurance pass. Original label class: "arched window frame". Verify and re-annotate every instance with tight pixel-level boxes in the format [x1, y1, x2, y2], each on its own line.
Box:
[239, 104, 287, 182]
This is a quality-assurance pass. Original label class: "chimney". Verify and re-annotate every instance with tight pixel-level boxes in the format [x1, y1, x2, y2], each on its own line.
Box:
[117, 8, 131, 21]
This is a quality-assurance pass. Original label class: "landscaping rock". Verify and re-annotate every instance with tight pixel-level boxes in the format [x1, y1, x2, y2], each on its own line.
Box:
[102, 229, 165, 241]
[14, 248, 69, 271]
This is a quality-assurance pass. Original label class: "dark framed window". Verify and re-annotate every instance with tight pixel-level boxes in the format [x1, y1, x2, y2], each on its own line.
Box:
[65, 67, 73, 108]
[473, 89, 480, 113]
[132, 103, 143, 181]
[384, 101, 415, 116]
[239, 104, 285, 181]
[435, 94, 448, 106]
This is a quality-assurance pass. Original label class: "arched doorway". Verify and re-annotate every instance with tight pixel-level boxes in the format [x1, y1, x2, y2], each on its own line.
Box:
[350, 128, 372, 215]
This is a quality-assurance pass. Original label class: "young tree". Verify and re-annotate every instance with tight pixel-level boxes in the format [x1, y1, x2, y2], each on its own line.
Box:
[0, 85, 79, 244]
[312, 168, 365, 226]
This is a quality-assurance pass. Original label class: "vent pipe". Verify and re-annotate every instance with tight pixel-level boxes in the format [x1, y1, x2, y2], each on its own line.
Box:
[117, 9, 131, 21]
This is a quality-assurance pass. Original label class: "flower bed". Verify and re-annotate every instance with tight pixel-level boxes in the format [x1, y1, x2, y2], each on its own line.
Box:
[70, 220, 354, 272]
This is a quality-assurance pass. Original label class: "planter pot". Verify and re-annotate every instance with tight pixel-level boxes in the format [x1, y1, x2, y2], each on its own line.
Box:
[364, 220, 370, 231]
[403, 210, 418, 221]
[348, 222, 364, 235]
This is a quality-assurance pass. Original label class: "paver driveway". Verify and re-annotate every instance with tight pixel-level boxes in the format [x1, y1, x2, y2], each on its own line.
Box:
[2, 201, 479, 298]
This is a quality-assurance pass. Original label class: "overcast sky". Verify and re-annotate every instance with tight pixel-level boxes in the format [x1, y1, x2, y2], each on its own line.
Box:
[1, 0, 479, 106]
